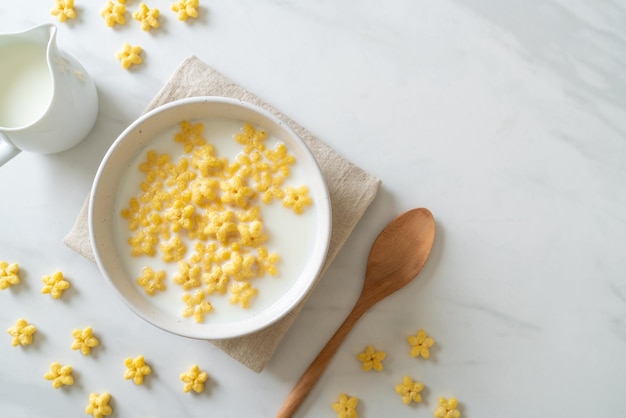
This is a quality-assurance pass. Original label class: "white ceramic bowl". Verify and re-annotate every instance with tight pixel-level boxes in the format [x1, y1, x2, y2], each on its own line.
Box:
[89, 96, 331, 339]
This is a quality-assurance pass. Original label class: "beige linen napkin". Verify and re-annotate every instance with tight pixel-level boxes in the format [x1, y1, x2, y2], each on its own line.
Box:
[64, 56, 380, 372]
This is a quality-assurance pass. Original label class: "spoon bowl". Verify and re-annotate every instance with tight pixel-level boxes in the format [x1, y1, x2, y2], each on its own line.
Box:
[276, 207, 436, 417]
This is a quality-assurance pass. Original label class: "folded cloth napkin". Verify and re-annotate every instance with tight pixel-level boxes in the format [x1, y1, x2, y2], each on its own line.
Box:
[64, 55, 380, 372]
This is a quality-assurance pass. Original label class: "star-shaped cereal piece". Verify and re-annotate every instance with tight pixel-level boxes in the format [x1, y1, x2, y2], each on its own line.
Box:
[229, 281, 258, 308]
[434, 397, 462, 418]
[175, 120, 206, 153]
[173, 261, 202, 290]
[171, 0, 199, 21]
[220, 175, 255, 209]
[395, 375, 425, 405]
[256, 246, 280, 277]
[132, 3, 160, 31]
[282, 186, 312, 214]
[124, 355, 152, 385]
[101, 1, 126, 27]
[7, 318, 36, 347]
[71, 326, 100, 355]
[165, 200, 195, 232]
[332, 393, 359, 418]
[159, 235, 187, 262]
[44, 362, 74, 388]
[41, 271, 70, 299]
[136, 266, 166, 295]
[182, 289, 214, 323]
[237, 220, 268, 247]
[408, 329, 435, 359]
[85, 392, 113, 418]
[0, 261, 20, 290]
[116, 42, 143, 70]
[203, 210, 238, 244]
[51, 0, 76, 22]
[180, 364, 209, 393]
[357, 345, 386, 372]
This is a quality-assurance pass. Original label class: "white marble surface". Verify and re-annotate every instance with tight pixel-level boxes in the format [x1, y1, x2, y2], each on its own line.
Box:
[1, 1, 625, 417]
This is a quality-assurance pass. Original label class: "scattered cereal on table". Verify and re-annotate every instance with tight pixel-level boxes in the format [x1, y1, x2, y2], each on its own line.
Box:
[44, 362, 74, 388]
[116, 42, 142, 69]
[71, 326, 100, 355]
[171, 0, 199, 21]
[357, 345, 386, 372]
[100, 1, 126, 27]
[0, 261, 20, 290]
[41, 271, 70, 299]
[7, 318, 36, 347]
[124, 355, 152, 385]
[434, 397, 461, 418]
[408, 329, 435, 359]
[395, 375, 425, 405]
[136, 266, 167, 295]
[50, 0, 76, 22]
[85, 392, 113, 418]
[180, 364, 208, 393]
[132, 3, 160, 31]
[332, 393, 359, 418]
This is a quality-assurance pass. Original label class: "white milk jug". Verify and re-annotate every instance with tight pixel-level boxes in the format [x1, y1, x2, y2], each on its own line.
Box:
[0, 23, 98, 166]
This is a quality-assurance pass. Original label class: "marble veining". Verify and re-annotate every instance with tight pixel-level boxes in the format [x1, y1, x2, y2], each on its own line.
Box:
[1, 0, 625, 417]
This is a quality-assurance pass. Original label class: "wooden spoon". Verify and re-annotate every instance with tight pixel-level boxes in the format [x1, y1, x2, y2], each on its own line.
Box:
[276, 207, 436, 418]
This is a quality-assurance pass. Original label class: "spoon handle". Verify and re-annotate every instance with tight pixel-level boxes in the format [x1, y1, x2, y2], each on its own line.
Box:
[275, 301, 368, 418]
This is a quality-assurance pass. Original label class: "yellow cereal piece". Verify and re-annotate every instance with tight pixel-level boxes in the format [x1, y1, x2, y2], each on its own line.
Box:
[136, 266, 166, 295]
[173, 261, 202, 290]
[180, 364, 208, 393]
[165, 200, 196, 232]
[203, 210, 238, 244]
[124, 355, 152, 385]
[332, 393, 359, 418]
[0, 261, 20, 290]
[202, 265, 229, 295]
[71, 326, 100, 355]
[262, 185, 285, 204]
[132, 3, 160, 31]
[395, 375, 425, 405]
[191, 178, 219, 206]
[129, 229, 158, 257]
[175, 120, 206, 153]
[100, 1, 126, 27]
[85, 392, 113, 418]
[51, 0, 76, 22]
[139, 150, 171, 173]
[220, 175, 255, 208]
[223, 251, 256, 282]
[256, 246, 280, 276]
[434, 397, 461, 418]
[408, 329, 435, 359]
[116, 42, 142, 70]
[41, 271, 70, 299]
[171, 0, 199, 20]
[235, 123, 268, 154]
[265, 142, 296, 176]
[229, 281, 258, 308]
[182, 289, 213, 323]
[7, 318, 36, 347]
[237, 220, 268, 247]
[283, 186, 312, 214]
[159, 235, 187, 262]
[357, 345, 386, 372]
[44, 362, 74, 388]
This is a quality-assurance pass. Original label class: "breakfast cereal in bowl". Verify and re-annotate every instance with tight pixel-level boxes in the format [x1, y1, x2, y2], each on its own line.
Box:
[89, 97, 331, 339]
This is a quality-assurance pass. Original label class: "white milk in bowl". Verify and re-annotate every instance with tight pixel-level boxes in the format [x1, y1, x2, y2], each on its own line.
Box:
[0, 41, 52, 128]
[113, 117, 318, 327]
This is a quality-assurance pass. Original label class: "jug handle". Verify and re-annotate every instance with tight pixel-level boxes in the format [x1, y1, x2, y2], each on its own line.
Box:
[0, 134, 22, 167]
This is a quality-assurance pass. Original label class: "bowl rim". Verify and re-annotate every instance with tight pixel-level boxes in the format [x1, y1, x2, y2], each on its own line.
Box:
[88, 96, 332, 339]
